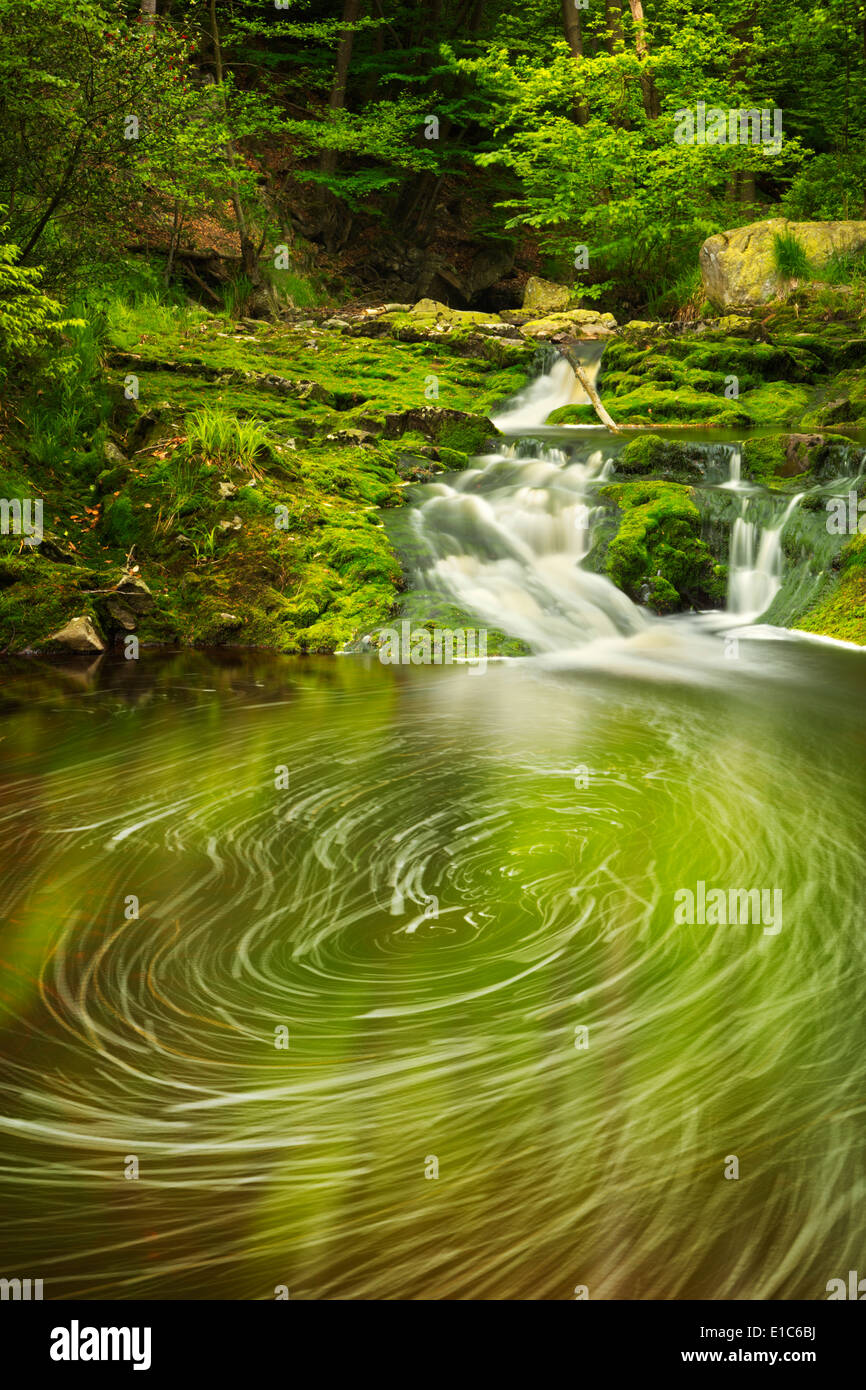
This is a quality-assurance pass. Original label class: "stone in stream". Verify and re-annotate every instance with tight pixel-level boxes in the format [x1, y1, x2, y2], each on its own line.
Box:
[617, 434, 706, 483]
[44, 615, 105, 654]
[519, 308, 618, 339]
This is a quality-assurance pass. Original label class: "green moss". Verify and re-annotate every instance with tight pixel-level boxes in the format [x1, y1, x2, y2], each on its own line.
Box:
[551, 385, 751, 427]
[741, 435, 787, 482]
[617, 434, 705, 481]
[743, 431, 858, 484]
[737, 382, 811, 427]
[645, 575, 680, 613]
[8, 292, 865, 655]
[795, 532, 866, 644]
[602, 480, 724, 611]
[98, 491, 140, 548]
[386, 591, 531, 657]
[0, 550, 105, 649]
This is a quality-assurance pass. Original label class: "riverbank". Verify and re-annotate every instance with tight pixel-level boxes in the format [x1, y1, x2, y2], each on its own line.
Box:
[2, 284, 866, 654]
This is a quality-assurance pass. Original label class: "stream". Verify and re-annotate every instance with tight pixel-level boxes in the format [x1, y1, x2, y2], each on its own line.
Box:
[0, 355, 864, 1300]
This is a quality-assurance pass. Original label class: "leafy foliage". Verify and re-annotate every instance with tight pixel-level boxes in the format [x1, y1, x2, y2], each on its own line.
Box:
[0, 226, 73, 368]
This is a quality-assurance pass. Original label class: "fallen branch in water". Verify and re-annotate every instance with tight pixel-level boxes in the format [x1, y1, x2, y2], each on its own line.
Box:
[560, 343, 621, 432]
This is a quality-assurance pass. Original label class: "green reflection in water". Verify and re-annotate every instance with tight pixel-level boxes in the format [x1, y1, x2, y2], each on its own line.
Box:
[0, 646, 864, 1299]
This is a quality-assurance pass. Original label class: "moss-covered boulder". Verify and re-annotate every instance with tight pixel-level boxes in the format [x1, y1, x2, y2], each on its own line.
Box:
[602, 480, 727, 612]
[382, 407, 495, 455]
[795, 531, 866, 643]
[801, 367, 866, 428]
[522, 277, 574, 314]
[617, 434, 706, 482]
[700, 218, 866, 308]
[520, 308, 618, 339]
[743, 432, 860, 483]
[384, 301, 510, 344]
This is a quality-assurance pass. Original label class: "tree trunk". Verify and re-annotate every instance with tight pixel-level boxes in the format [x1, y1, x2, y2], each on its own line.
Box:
[627, 0, 648, 57]
[140, 0, 157, 25]
[19, 131, 86, 261]
[207, 0, 262, 295]
[398, 0, 486, 240]
[364, 0, 387, 102]
[604, 0, 624, 53]
[164, 201, 183, 286]
[562, 343, 620, 432]
[320, 0, 362, 178]
[562, 0, 588, 124]
[626, 0, 659, 118]
[563, 0, 583, 57]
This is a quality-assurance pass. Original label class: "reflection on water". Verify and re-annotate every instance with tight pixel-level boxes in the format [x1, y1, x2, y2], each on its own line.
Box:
[0, 647, 864, 1299]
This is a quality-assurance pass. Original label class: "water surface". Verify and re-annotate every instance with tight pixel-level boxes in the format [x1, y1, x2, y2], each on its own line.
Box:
[0, 643, 864, 1299]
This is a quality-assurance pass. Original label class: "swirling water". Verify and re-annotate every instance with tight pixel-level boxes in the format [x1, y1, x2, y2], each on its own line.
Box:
[1, 398, 865, 1300]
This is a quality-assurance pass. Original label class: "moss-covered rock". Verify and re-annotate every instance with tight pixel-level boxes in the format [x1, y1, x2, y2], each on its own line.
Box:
[700, 218, 866, 308]
[520, 309, 618, 339]
[522, 277, 575, 314]
[602, 479, 726, 611]
[743, 432, 860, 483]
[617, 434, 706, 482]
[795, 531, 866, 643]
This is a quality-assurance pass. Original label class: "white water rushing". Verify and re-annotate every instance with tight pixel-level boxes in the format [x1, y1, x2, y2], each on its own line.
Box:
[491, 345, 605, 432]
[410, 448, 646, 653]
[727, 493, 803, 621]
[409, 355, 806, 670]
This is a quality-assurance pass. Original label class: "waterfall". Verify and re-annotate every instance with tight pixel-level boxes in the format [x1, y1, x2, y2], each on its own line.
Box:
[492, 342, 606, 432]
[726, 494, 803, 621]
[720, 445, 741, 488]
[409, 445, 646, 653]
[396, 354, 808, 669]
[720, 439, 803, 622]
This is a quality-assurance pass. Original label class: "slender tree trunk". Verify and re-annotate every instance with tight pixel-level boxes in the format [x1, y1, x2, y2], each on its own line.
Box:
[320, 0, 362, 177]
[207, 0, 261, 294]
[562, 0, 588, 124]
[364, 0, 387, 102]
[20, 132, 86, 261]
[626, 0, 659, 118]
[399, 0, 487, 241]
[165, 201, 183, 286]
[140, 0, 157, 25]
[562, 343, 620, 432]
[604, 0, 624, 53]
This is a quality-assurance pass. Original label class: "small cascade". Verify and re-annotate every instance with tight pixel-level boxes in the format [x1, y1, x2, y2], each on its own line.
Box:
[393, 353, 824, 668]
[492, 342, 606, 432]
[727, 493, 803, 622]
[719, 445, 742, 488]
[408, 443, 646, 653]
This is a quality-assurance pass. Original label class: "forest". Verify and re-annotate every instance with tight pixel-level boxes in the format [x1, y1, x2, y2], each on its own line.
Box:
[0, 1, 865, 651]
